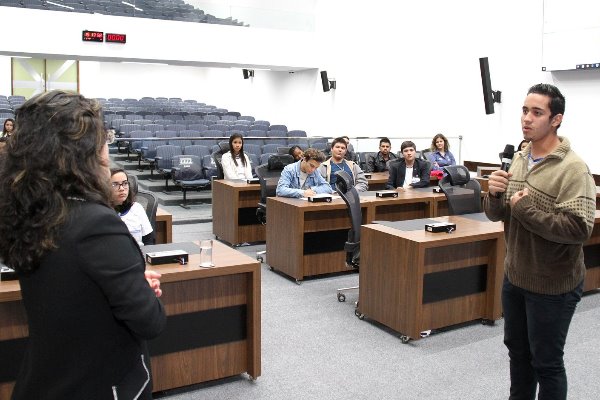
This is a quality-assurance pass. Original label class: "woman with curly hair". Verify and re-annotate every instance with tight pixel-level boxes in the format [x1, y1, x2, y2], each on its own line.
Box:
[0, 90, 165, 399]
[428, 132, 456, 171]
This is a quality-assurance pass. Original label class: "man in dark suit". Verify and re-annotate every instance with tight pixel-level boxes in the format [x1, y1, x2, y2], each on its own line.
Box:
[386, 140, 431, 189]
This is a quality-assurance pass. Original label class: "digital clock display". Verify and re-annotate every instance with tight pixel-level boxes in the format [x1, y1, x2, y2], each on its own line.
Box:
[106, 33, 127, 44]
[82, 30, 104, 42]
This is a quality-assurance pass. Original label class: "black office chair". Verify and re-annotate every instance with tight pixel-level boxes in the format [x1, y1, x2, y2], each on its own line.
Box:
[211, 142, 230, 179]
[438, 165, 482, 215]
[335, 170, 362, 302]
[255, 154, 295, 262]
[135, 189, 158, 245]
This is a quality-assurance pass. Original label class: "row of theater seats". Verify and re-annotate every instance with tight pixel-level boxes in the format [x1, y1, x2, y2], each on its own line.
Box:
[0, 95, 24, 123]
[0, 0, 245, 26]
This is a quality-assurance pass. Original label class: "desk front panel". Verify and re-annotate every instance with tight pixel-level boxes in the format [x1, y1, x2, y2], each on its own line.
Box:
[359, 217, 504, 341]
[0, 296, 26, 399]
[156, 208, 173, 244]
[213, 180, 264, 245]
[267, 197, 364, 280]
[583, 210, 600, 292]
[367, 190, 436, 221]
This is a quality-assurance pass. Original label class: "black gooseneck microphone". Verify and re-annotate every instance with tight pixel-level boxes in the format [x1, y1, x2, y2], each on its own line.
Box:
[500, 144, 515, 172]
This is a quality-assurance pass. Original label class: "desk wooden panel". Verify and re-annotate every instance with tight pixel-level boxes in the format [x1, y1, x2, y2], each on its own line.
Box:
[156, 207, 173, 244]
[212, 179, 264, 245]
[266, 190, 439, 282]
[0, 241, 260, 397]
[266, 196, 368, 281]
[583, 210, 600, 292]
[358, 215, 505, 341]
[367, 172, 389, 191]
[475, 176, 489, 192]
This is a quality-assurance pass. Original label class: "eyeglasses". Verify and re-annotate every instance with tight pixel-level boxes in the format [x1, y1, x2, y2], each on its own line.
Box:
[106, 130, 115, 145]
[111, 180, 129, 190]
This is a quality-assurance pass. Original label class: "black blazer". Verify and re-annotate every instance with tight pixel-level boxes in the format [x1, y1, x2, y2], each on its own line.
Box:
[13, 201, 166, 400]
[386, 158, 431, 189]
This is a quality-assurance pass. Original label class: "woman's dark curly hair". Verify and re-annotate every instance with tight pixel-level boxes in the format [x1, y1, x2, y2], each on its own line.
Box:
[0, 90, 112, 273]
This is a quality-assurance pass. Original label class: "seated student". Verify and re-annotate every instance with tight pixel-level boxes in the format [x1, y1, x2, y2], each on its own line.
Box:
[319, 137, 368, 192]
[517, 139, 529, 152]
[340, 135, 358, 162]
[427, 133, 456, 171]
[366, 137, 398, 172]
[288, 145, 304, 161]
[276, 148, 333, 198]
[386, 140, 431, 189]
[1, 118, 14, 139]
[221, 133, 253, 180]
[110, 168, 155, 247]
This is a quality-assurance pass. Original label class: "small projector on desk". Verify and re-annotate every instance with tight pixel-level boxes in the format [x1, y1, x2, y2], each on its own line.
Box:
[308, 195, 333, 203]
[376, 190, 398, 198]
[246, 178, 259, 184]
[364, 173, 372, 179]
[0, 265, 17, 281]
[425, 222, 456, 233]
[146, 250, 189, 265]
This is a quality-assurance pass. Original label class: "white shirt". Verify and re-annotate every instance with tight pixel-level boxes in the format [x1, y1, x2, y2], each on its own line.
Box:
[221, 152, 253, 180]
[403, 166, 414, 188]
[119, 202, 153, 247]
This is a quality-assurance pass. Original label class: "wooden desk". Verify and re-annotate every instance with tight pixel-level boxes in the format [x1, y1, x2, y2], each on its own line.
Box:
[156, 207, 173, 244]
[366, 172, 389, 191]
[212, 179, 264, 245]
[583, 210, 600, 292]
[0, 241, 261, 397]
[358, 214, 505, 342]
[475, 176, 489, 192]
[266, 189, 440, 282]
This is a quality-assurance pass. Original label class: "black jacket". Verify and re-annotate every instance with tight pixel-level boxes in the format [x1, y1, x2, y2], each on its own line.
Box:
[13, 201, 166, 400]
[366, 151, 398, 172]
[386, 158, 431, 189]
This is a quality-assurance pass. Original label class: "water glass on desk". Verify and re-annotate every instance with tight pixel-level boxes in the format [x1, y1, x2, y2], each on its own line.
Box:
[199, 239, 214, 267]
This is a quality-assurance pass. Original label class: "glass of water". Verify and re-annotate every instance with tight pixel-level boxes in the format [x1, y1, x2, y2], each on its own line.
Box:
[199, 239, 214, 267]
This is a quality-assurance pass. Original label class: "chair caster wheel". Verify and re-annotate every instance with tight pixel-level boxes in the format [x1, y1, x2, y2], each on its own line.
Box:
[400, 335, 411, 344]
[354, 309, 364, 320]
[337, 293, 346, 302]
[256, 256, 263, 262]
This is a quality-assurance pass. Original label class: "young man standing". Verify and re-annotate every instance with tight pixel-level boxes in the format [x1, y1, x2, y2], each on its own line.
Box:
[276, 148, 333, 198]
[385, 140, 430, 189]
[366, 137, 397, 172]
[484, 83, 596, 400]
[319, 137, 368, 192]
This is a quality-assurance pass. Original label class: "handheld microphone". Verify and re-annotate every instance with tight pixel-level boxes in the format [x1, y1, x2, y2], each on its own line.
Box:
[500, 144, 515, 172]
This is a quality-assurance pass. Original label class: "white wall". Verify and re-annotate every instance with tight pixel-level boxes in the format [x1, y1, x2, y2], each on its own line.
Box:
[1, 1, 599, 172]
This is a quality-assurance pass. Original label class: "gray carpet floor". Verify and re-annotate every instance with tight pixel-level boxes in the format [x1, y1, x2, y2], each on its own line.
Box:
[150, 220, 600, 400]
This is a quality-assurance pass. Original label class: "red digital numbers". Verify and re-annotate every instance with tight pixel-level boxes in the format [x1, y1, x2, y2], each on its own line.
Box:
[106, 33, 127, 44]
[82, 30, 104, 42]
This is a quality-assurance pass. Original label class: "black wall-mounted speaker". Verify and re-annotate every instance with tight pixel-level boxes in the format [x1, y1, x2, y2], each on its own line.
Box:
[320, 71, 330, 92]
[479, 57, 495, 115]
[243, 69, 251, 79]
